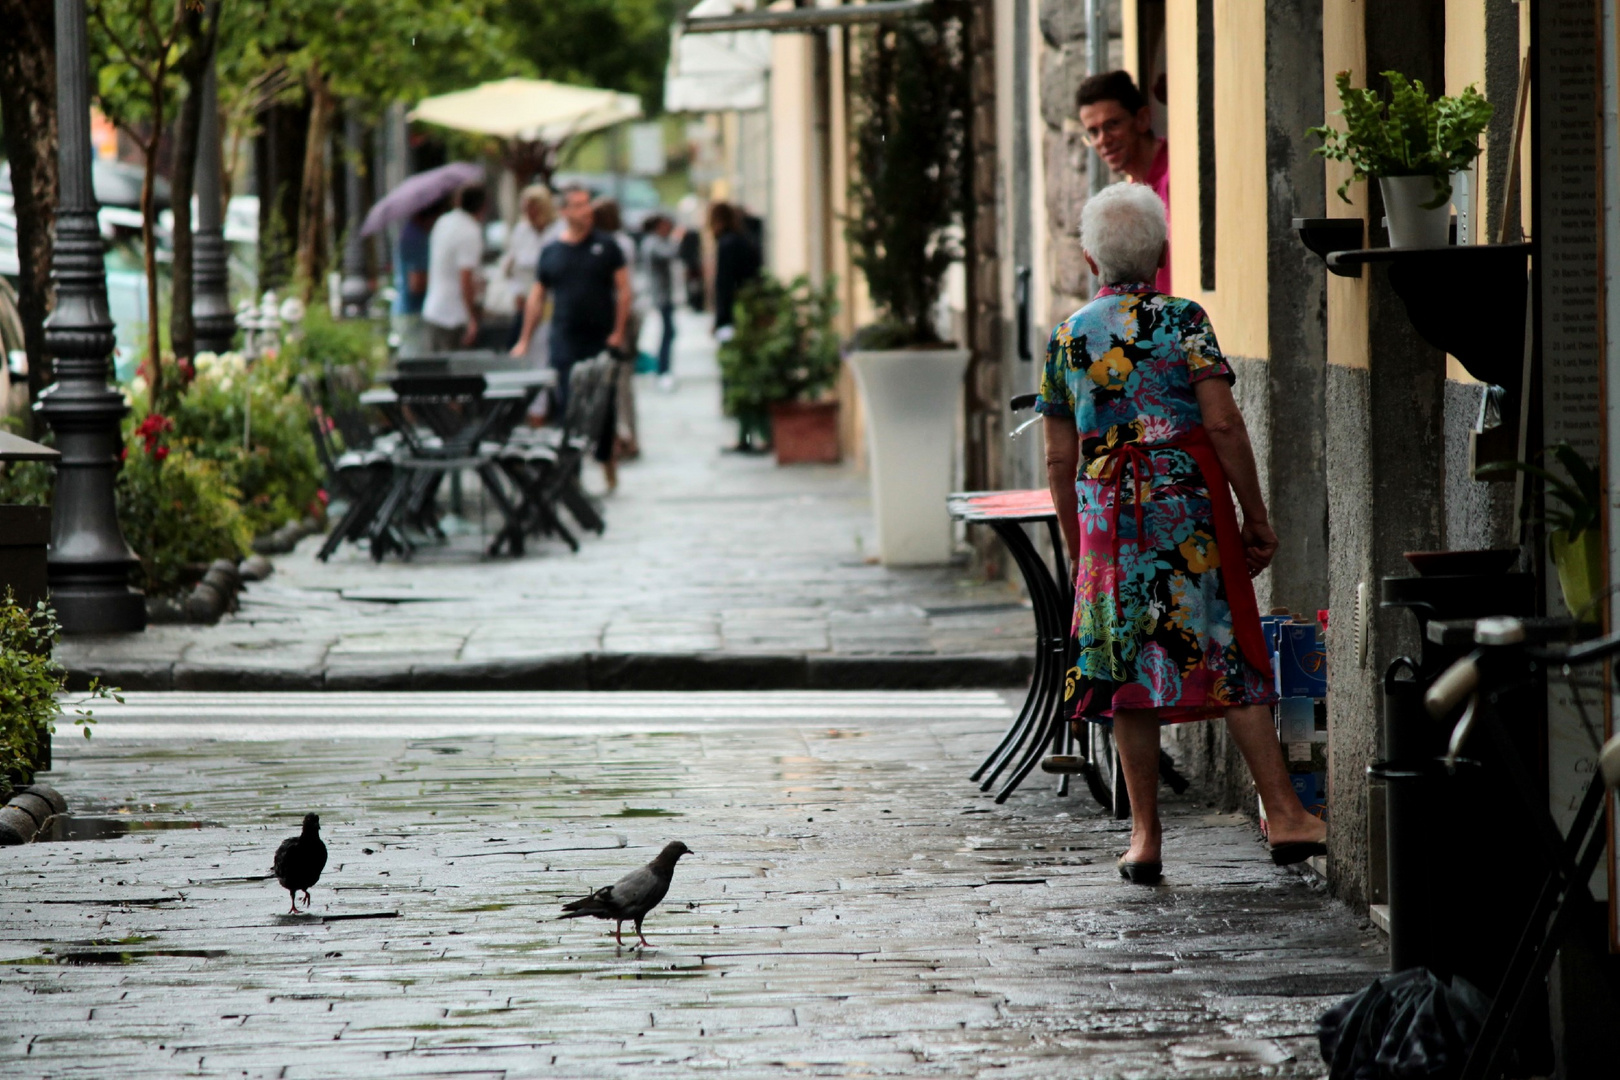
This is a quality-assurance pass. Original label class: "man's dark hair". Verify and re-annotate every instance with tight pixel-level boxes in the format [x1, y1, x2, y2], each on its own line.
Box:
[709, 201, 739, 235]
[458, 185, 487, 215]
[558, 183, 591, 204]
[1077, 70, 1148, 114]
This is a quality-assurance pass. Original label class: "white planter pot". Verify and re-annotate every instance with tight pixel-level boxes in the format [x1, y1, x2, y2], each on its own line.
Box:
[848, 347, 971, 566]
[1379, 174, 1452, 248]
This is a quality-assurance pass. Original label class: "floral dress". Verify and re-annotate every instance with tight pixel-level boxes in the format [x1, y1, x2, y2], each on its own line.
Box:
[1036, 283, 1276, 724]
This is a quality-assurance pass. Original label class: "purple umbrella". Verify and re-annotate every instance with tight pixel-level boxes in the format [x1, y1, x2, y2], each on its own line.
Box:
[360, 162, 485, 237]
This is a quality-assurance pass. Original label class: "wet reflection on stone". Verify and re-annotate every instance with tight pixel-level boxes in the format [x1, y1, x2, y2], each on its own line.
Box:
[0, 691, 1386, 1077]
[38, 816, 223, 842]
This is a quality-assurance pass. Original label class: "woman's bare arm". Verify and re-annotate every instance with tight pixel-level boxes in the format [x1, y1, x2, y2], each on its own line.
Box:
[1044, 417, 1082, 575]
[1193, 377, 1277, 574]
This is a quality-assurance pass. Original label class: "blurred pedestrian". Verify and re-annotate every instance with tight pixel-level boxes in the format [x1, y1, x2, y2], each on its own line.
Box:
[511, 186, 630, 485]
[676, 195, 706, 311]
[391, 196, 446, 356]
[422, 185, 486, 351]
[594, 197, 639, 472]
[501, 186, 556, 355]
[710, 201, 760, 342]
[642, 214, 679, 390]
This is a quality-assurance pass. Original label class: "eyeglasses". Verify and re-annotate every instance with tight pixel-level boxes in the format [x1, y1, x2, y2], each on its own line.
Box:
[1080, 116, 1130, 147]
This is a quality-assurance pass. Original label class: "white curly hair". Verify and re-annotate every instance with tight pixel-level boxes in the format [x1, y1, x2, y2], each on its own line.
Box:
[1080, 182, 1168, 287]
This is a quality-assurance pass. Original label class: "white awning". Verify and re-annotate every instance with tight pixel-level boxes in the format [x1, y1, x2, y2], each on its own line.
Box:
[663, 0, 771, 114]
[410, 79, 642, 142]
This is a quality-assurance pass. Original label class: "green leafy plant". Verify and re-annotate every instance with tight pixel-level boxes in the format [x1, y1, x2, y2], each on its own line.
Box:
[116, 416, 253, 596]
[845, 9, 968, 346]
[0, 593, 119, 798]
[1477, 442, 1601, 538]
[718, 275, 842, 417]
[1309, 70, 1493, 208]
[152, 351, 325, 536]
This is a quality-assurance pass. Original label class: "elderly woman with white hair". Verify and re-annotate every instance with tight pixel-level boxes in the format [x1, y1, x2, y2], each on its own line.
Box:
[1037, 182, 1327, 884]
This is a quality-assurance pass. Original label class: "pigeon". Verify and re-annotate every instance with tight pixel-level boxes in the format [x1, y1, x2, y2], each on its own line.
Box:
[559, 841, 692, 946]
[272, 813, 328, 914]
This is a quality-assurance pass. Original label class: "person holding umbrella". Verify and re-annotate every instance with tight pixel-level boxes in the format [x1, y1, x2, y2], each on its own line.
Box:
[392, 197, 447, 356]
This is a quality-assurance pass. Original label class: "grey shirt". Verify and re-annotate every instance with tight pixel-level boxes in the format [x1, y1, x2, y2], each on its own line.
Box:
[642, 233, 678, 308]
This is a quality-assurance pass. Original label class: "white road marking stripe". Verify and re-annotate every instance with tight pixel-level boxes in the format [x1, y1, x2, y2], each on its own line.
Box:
[74, 691, 1016, 740]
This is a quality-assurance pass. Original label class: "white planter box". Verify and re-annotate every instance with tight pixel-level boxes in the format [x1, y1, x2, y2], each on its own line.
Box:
[847, 347, 971, 566]
[1379, 174, 1452, 248]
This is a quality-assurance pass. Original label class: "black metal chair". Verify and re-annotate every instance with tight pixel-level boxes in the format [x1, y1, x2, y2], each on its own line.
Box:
[491, 354, 615, 555]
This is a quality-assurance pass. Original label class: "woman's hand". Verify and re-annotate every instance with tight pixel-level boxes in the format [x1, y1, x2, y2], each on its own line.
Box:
[1241, 519, 1278, 577]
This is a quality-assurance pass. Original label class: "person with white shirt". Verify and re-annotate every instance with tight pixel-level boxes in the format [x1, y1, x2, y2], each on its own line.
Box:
[421, 185, 486, 351]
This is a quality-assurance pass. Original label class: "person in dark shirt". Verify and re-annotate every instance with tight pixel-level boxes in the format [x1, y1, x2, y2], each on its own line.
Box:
[511, 186, 630, 417]
[709, 201, 761, 340]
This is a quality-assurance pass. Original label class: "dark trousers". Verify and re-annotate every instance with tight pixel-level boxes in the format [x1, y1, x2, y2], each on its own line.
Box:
[656, 304, 676, 375]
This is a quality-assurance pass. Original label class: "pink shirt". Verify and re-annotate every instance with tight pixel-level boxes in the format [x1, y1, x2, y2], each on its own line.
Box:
[1144, 139, 1171, 294]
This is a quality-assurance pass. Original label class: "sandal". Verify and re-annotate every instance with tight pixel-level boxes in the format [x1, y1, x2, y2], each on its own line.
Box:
[1268, 840, 1327, 866]
[1116, 855, 1163, 885]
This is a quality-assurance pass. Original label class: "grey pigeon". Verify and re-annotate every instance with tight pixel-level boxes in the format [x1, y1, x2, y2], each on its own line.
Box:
[559, 841, 692, 946]
[272, 813, 328, 914]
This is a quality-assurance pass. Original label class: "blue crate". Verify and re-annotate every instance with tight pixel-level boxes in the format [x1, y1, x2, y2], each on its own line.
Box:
[1275, 620, 1327, 699]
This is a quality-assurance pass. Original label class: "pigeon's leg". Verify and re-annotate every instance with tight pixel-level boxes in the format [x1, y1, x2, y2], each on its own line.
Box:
[614, 920, 624, 946]
[301, 890, 312, 908]
[636, 917, 651, 948]
[286, 891, 301, 914]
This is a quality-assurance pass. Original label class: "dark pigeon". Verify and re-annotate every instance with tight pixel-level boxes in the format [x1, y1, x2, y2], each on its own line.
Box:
[272, 813, 328, 914]
[559, 841, 692, 946]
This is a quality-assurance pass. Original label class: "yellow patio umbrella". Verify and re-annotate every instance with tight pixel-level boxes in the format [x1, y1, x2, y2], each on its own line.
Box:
[409, 78, 643, 143]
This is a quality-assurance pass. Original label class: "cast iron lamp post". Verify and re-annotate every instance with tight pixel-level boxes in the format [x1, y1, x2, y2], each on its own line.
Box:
[192, 58, 236, 354]
[37, 0, 146, 632]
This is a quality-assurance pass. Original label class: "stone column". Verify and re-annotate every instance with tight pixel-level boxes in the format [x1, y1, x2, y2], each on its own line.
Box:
[37, 0, 145, 632]
[1323, 0, 1447, 908]
[339, 108, 371, 318]
[192, 57, 236, 354]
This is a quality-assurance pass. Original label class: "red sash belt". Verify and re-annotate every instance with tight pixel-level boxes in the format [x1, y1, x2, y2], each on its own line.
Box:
[1090, 426, 1272, 679]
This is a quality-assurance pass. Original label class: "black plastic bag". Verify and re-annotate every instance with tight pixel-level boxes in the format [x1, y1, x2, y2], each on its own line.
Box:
[1319, 968, 1490, 1079]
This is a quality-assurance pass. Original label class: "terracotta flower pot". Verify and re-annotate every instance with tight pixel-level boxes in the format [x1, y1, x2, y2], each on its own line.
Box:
[769, 400, 840, 465]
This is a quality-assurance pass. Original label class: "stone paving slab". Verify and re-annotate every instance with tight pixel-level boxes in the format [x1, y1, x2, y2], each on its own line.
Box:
[58, 313, 1035, 693]
[0, 690, 1384, 1078]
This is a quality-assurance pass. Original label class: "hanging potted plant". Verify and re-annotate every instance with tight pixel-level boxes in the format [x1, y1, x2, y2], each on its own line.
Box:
[718, 275, 843, 465]
[844, 7, 971, 564]
[1478, 443, 1604, 620]
[1309, 70, 1493, 248]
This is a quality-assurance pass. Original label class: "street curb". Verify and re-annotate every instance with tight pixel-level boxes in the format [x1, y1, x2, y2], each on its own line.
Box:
[63, 652, 1034, 693]
[0, 784, 68, 846]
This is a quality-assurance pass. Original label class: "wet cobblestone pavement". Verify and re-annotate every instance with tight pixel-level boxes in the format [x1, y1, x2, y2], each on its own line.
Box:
[1, 691, 1383, 1077]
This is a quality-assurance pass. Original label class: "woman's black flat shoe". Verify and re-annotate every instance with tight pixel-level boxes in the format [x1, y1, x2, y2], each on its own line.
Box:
[1269, 841, 1327, 866]
[1116, 856, 1163, 885]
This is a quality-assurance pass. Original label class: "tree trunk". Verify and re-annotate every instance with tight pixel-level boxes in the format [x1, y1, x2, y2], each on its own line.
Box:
[168, 1, 222, 366]
[140, 141, 164, 408]
[0, 0, 57, 435]
[295, 71, 334, 303]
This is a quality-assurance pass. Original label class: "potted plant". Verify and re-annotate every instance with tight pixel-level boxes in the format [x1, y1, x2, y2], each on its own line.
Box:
[844, 8, 971, 564]
[717, 275, 843, 465]
[1309, 70, 1493, 248]
[1478, 443, 1604, 620]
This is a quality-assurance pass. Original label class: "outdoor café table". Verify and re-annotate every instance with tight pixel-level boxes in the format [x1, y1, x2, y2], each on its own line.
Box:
[949, 489, 1135, 813]
[358, 368, 556, 559]
[947, 490, 1088, 804]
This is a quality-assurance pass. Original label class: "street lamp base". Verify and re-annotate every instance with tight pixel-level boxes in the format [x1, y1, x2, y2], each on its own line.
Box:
[50, 585, 147, 634]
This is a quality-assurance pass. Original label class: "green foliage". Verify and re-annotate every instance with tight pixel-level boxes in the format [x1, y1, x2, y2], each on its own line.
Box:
[277, 306, 387, 382]
[845, 10, 969, 346]
[151, 352, 325, 537]
[502, 0, 678, 112]
[1477, 442, 1603, 540]
[1310, 70, 1494, 208]
[0, 459, 54, 508]
[116, 421, 254, 597]
[718, 275, 842, 416]
[0, 594, 116, 797]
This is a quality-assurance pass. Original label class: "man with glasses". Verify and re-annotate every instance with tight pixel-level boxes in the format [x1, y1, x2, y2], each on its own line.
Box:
[1077, 71, 1170, 293]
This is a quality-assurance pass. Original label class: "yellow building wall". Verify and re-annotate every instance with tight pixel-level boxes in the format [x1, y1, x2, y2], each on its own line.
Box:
[769, 33, 814, 282]
[1163, 0, 1268, 359]
[1444, 0, 1486, 385]
[1322, 0, 1369, 371]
